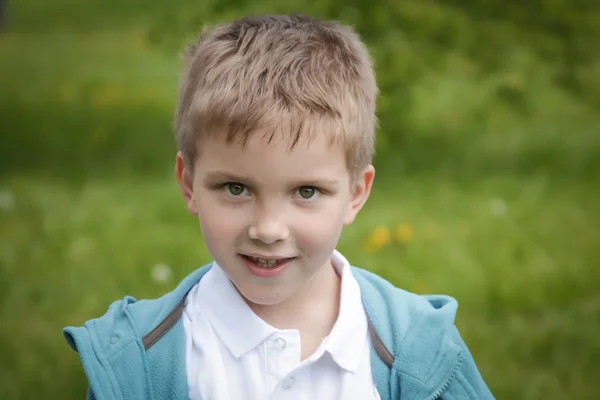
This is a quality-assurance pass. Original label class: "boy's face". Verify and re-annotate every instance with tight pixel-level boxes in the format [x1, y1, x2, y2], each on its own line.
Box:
[176, 131, 374, 307]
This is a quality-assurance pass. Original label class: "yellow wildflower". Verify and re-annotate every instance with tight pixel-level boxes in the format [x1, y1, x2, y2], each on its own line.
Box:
[365, 225, 391, 253]
[395, 223, 413, 244]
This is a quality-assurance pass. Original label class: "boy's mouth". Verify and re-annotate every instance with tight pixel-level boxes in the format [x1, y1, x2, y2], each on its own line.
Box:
[240, 254, 295, 269]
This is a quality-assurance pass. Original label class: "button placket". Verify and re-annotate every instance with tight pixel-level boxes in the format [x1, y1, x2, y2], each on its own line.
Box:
[266, 330, 301, 397]
[273, 337, 287, 351]
[280, 376, 295, 390]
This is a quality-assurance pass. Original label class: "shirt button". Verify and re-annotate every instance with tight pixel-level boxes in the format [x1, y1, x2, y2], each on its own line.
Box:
[280, 376, 294, 390]
[274, 337, 287, 351]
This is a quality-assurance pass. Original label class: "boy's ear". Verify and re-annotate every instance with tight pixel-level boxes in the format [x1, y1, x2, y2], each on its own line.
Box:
[175, 152, 198, 216]
[344, 164, 375, 225]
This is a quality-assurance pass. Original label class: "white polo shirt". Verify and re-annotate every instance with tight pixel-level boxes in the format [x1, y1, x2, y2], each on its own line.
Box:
[183, 250, 380, 400]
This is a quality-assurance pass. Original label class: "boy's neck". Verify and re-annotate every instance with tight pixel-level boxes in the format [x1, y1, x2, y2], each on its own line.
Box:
[247, 259, 341, 357]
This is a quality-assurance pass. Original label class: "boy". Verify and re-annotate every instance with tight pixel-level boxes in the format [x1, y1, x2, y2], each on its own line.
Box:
[64, 13, 493, 399]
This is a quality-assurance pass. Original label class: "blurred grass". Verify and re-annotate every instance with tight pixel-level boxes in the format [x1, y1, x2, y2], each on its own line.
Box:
[1, 176, 598, 399]
[0, 0, 599, 399]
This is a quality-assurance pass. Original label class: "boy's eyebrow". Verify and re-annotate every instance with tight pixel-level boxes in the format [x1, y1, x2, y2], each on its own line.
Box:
[292, 178, 340, 188]
[203, 171, 340, 188]
[203, 171, 258, 187]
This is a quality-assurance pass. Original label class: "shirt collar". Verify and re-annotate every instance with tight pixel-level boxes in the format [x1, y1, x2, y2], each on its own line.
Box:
[194, 250, 369, 372]
[323, 250, 369, 372]
[196, 262, 277, 358]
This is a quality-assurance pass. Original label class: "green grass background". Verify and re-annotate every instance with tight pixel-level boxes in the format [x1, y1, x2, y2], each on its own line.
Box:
[0, 1, 599, 399]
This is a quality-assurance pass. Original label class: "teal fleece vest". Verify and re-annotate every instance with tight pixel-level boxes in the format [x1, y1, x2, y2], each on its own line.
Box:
[64, 265, 494, 399]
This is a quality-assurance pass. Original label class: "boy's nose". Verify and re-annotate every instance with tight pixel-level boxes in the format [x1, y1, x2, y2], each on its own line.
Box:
[248, 215, 289, 244]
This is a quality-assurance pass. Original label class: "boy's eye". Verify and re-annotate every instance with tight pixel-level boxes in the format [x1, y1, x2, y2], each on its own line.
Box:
[295, 186, 320, 200]
[225, 182, 248, 196]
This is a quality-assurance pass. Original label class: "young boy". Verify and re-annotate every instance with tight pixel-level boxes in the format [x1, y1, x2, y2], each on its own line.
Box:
[64, 13, 493, 399]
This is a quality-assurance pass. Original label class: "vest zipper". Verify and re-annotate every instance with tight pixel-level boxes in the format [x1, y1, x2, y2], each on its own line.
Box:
[424, 352, 465, 400]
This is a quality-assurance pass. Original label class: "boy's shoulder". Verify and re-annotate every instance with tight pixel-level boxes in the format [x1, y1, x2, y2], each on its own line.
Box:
[352, 266, 493, 399]
[352, 265, 460, 335]
[62, 264, 213, 399]
[64, 264, 212, 351]
[351, 265, 462, 360]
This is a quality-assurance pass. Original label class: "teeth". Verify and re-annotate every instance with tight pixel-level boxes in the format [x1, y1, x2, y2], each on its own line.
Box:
[249, 257, 282, 268]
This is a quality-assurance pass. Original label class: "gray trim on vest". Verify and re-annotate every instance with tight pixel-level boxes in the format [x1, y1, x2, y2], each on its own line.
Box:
[142, 297, 396, 369]
[143, 298, 187, 350]
[367, 319, 395, 368]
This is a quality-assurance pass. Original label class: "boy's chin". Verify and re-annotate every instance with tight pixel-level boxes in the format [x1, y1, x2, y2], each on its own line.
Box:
[236, 285, 293, 308]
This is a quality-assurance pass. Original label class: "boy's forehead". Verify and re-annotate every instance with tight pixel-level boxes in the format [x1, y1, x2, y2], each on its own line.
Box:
[195, 131, 348, 176]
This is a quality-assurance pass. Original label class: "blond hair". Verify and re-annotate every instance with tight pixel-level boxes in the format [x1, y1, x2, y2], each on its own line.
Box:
[174, 13, 377, 173]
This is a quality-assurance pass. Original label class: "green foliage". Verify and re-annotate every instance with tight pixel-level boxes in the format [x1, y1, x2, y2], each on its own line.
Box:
[0, 0, 599, 399]
[2, 0, 599, 178]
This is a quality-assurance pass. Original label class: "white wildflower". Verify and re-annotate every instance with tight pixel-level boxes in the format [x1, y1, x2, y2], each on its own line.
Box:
[489, 197, 508, 217]
[151, 263, 172, 284]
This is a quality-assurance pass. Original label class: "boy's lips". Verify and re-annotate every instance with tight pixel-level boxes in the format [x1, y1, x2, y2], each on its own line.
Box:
[240, 252, 296, 259]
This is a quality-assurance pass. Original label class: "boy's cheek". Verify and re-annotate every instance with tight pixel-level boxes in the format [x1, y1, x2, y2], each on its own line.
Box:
[301, 212, 345, 243]
[198, 207, 241, 237]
